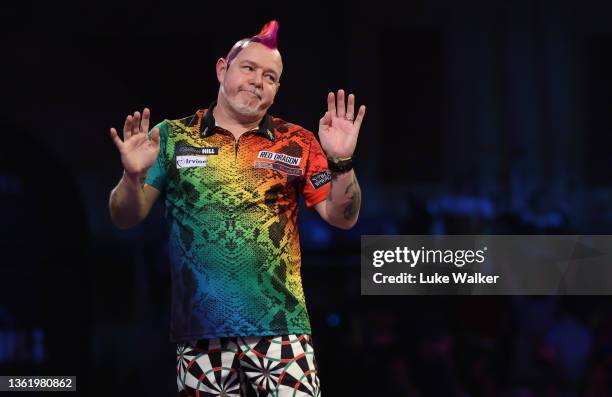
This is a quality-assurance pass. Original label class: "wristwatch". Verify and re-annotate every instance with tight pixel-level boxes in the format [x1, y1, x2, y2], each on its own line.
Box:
[327, 155, 354, 173]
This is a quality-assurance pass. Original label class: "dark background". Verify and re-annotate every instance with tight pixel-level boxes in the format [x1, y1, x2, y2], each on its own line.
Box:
[3, 0, 612, 395]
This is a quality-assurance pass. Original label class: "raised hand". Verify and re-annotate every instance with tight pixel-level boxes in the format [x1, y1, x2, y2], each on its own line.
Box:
[110, 108, 160, 178]
[318, 89, 366, 158]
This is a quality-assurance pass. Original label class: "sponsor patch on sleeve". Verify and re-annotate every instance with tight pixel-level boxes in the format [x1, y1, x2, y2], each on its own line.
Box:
[309, 170, 332, 189]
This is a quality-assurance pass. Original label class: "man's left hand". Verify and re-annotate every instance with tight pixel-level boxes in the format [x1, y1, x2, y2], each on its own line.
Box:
[318, 89, 366, 158]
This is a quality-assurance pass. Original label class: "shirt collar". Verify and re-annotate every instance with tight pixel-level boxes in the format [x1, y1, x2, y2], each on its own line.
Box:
[200, 100, 275, 141]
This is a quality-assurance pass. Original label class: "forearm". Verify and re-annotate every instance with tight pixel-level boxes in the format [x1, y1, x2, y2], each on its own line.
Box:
[325, 170, 361, 229]
[109, 171, 149, 229]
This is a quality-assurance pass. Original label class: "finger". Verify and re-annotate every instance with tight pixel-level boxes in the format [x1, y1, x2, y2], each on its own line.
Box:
[345, 94, 355, 120]
[123, 115, 132, 140]
[327, 92, 336, 117]
[336, 89, 346, 118]
[141, 107, 151, 134]
[110, 127, 124, 149]
[319, 111, 331, 127]
[132, 111, 141, 135]
[150, 128, 160, 146]
[353, 105, 366, 133]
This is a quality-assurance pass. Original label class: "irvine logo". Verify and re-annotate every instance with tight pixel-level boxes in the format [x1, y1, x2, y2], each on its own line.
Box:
[176, 155, 208, 169]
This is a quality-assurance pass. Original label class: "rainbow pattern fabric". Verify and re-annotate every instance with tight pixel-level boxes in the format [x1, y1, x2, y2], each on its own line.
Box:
[146, 104, 331, 341]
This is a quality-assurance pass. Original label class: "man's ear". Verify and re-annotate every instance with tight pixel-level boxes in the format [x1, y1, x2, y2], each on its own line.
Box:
[216, 58, 228, 83]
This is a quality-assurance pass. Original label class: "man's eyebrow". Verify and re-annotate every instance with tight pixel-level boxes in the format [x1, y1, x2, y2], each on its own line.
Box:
[240, 60, 279, 76]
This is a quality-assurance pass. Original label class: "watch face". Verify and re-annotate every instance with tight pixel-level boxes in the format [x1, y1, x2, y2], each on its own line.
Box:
[329, 156, 351, 163]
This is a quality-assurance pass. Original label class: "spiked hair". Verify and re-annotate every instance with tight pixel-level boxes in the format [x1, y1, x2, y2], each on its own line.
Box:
[225, 20, 279, 65]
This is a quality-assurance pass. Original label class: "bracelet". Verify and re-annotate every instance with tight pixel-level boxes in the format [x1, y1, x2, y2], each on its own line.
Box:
[327, 156, 354, 173]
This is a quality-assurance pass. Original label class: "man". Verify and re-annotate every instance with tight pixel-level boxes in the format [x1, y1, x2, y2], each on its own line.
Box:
[109, 20, 364, 396]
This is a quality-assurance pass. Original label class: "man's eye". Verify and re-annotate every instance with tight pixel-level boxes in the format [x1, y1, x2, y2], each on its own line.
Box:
[243, 65, 254, 71]
[265, 75, 276, 83]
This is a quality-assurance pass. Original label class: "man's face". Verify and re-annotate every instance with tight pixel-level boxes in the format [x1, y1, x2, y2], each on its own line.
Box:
[217, 42, 283, 119]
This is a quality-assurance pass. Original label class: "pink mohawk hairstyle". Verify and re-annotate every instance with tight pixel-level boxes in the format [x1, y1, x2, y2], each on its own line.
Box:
[225, 20, 279, 64]
[251, 20, 279, 49]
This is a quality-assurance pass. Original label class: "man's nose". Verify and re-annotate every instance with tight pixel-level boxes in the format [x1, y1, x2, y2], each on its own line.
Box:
[250, 70, 263, 87]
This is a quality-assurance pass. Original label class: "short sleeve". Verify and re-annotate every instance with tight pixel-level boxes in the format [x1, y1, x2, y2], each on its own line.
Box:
[302, 133, 331, 208]
[145, 120, 169, 192]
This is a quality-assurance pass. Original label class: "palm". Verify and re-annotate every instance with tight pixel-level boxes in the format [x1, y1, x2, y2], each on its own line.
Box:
[319, 115, 358, 158]
[110, 108, 160, 176]
[120, 133, 159, 173]
[318, 90, 366, 158]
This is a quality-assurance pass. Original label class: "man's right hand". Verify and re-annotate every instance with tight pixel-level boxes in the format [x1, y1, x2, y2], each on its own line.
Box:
[110, 108, 160, 180]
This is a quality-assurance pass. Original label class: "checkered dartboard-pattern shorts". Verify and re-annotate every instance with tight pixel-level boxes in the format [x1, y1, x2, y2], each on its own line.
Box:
[176, 334, 321, 397]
